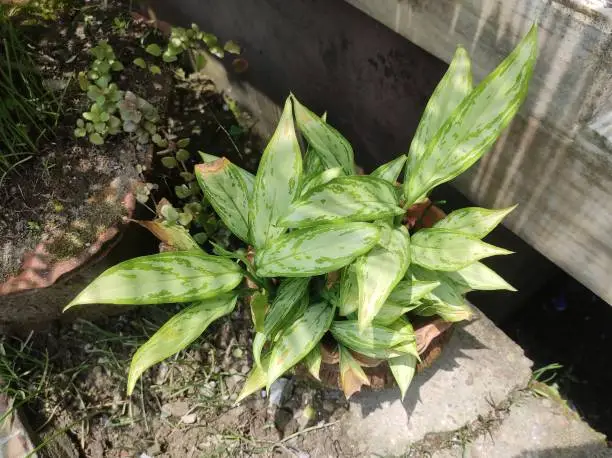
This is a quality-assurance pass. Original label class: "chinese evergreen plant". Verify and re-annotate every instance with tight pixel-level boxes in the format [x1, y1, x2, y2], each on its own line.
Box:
[65, 26, 538, 400]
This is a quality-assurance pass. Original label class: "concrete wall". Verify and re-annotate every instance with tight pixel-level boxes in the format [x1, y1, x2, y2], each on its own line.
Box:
[144, 0, 610, 305]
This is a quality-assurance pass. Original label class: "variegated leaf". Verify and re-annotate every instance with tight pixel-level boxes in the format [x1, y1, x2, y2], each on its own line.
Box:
[433, 205, 517, 239]
[250, 290, 268, 333]
[386, 279, 441, 308]
[236, 353, 270, 403]
[411, 228, 512, 271]
[300, 167, 343, 196]
[134, 220, 200, 251]
[442, 262, 516, 292]
[292, 95, 354, 175]
[255, 223, 380, 277]
[65, 251, 243, 308]
[279, 176, 404, 228]
[195, 158, 251, 243]
[413, 278, 474, 322]
[373, 303, 416, 326]
[249, 97, 302, 247]
[330, 320, 414, 360]
[199, 152, 254, 194]
[267, 302, 335, 388]
[371, 155, 407, 184]
[339, 344, 370, 399]
[127, 293, 237, 395]
[404, 47, 472, 202]
[303, 345, 322, 381]
[338, 265, 359, 316]
[252, 332, 266, 370]
[404, 26, 538, 205]
[263, 278, 310, 338]
[356, 225, 411, 330]
[388, 318, 419, 358]
[389, 353, 417, 400]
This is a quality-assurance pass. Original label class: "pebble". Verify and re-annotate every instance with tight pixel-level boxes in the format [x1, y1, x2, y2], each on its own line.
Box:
[322, 400, 336, 413]
[161, 400, 190, 418]
[269, 378, 290, 407]
[180, 413, 197, 424]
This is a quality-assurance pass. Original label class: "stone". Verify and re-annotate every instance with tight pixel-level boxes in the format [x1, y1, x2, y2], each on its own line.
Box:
[180, 413, 197, 424]
[160, 400, 190, 418]
[342, 309, 533, 456]
[269, 378, 291, 407]
[433, 394, 609, 458]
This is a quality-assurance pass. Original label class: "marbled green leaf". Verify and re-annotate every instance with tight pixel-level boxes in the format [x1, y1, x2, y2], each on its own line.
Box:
[252, 332, 266, 370]
[441, 261, 516, 292]
[404, 47, 472, 202]
[411, 228, 513, 271]
[386, 279, 441, 308]
[249, 97, 302, 247]
[250, 290, 268, 333]
[292, 95, 354, 175]
[433, 205, 517, 239]
[195, 158, 251, 243]
[267, 302, 335, 388]
[65, 251, 243, 308]
[199, 152, 254, 194]
[330, 320, 415, 360]
[371, 155, 407, 184]
[338, 264, 359, 316]
[303, 345, 322, 381]
[135, 220, 200, 251]
[236, 353, 270, 403]
[404, 26, 538, 205]
[389, 353, 417, 400]
[127, 293, 237, 395]
[412, 276, 474, 322]
[356, 225, 411, 330]
[279, 176, 404, 228]
[263, 278, 310, 338]
[255, 223, 380, 277]
[300, 167, 343, 196]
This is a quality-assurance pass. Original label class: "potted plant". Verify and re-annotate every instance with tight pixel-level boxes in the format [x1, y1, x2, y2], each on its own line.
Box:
[65, 25, 537, 400]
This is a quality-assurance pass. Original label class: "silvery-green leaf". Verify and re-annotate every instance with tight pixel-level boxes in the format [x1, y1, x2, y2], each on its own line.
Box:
[65, 251, 243, 308]
[303, 345, 322, 381]
[127, 293, 237, 395]
[264, 278, 310, 339]
[371, 155, 407, 184]
[198, 152, 254, 194]
[134, 220, 200, 251]
[250, 290, 268, 333]
[267, 302, 335, 388]
[414, 278, 474, 322]
[279, 176, 403, 228]
[255, 223, 380, 277]
[386, 279, 441, 308]
[300, 167, 343, 196]
[404, 26, 538, 205]
[339, 344, 370, 398]
[338, 265, 359, 316]
[236, 353, 270, 403]
[292, 95, 354, 175]
[331, 320, 414, 353]
[249, 97, 302, 247]
[356, 225, 411, 330]
[253, 332, 266, 370]
[195, 158, 251, 243]
[389, 353, 417, 400]
[303, 149, 324, 176]
[373, 303, 414, 326]
[404, 47, 472, 201]
[442, 262, 516, 292]
[411, 228, 513, 271]
[387, 317, 419, 358]
[433, 205, 517, 239]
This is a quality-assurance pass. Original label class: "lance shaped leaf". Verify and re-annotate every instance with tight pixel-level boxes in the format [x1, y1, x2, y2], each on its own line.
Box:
[404, 26, 537, 205]
[386, 279, 441, 308]
[356, 225, 411, 330]
[339, 344, 370, 399]
[338, 264, 359, 316]
[134, 220, 200, 251]
[389, 353, 417, 400]
[300, 167, 343, 196]
[292, 95, 354, 175]
[373, 302, 418, 326]
[413, 278, 474, 322]
[249, 97, 302, 247]
[303, 345, 322, 381]
[280, 176, 404, 228]
[303, 111, 328, 176]
[371, 155, 407, 184]
[253, 332, 266, 370]
[433, 205, 517, 239]
[388, 318, 419, 358]
[441, 261, 516, 292]
[199, 152, 255, 194]
[195, 158, 251, 243]
[65, 251, 243, 308]
[404, 47, 472, 201]
[250, 290, 268, 333]
[127, 293, 237, 395]
[237, 353, 270, 403]
[411, 228, 512, 271]
[267, 302, 335, 388]
[255, 223, 380, 277]
[330, 320, 414, 360]
[263, 278, 310, 338]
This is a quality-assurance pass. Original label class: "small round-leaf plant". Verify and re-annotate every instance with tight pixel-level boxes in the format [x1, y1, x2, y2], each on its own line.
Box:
[65, 26, 538, 401]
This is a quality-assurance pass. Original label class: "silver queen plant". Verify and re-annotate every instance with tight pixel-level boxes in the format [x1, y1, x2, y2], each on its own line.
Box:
[66, 25, 538, 400]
